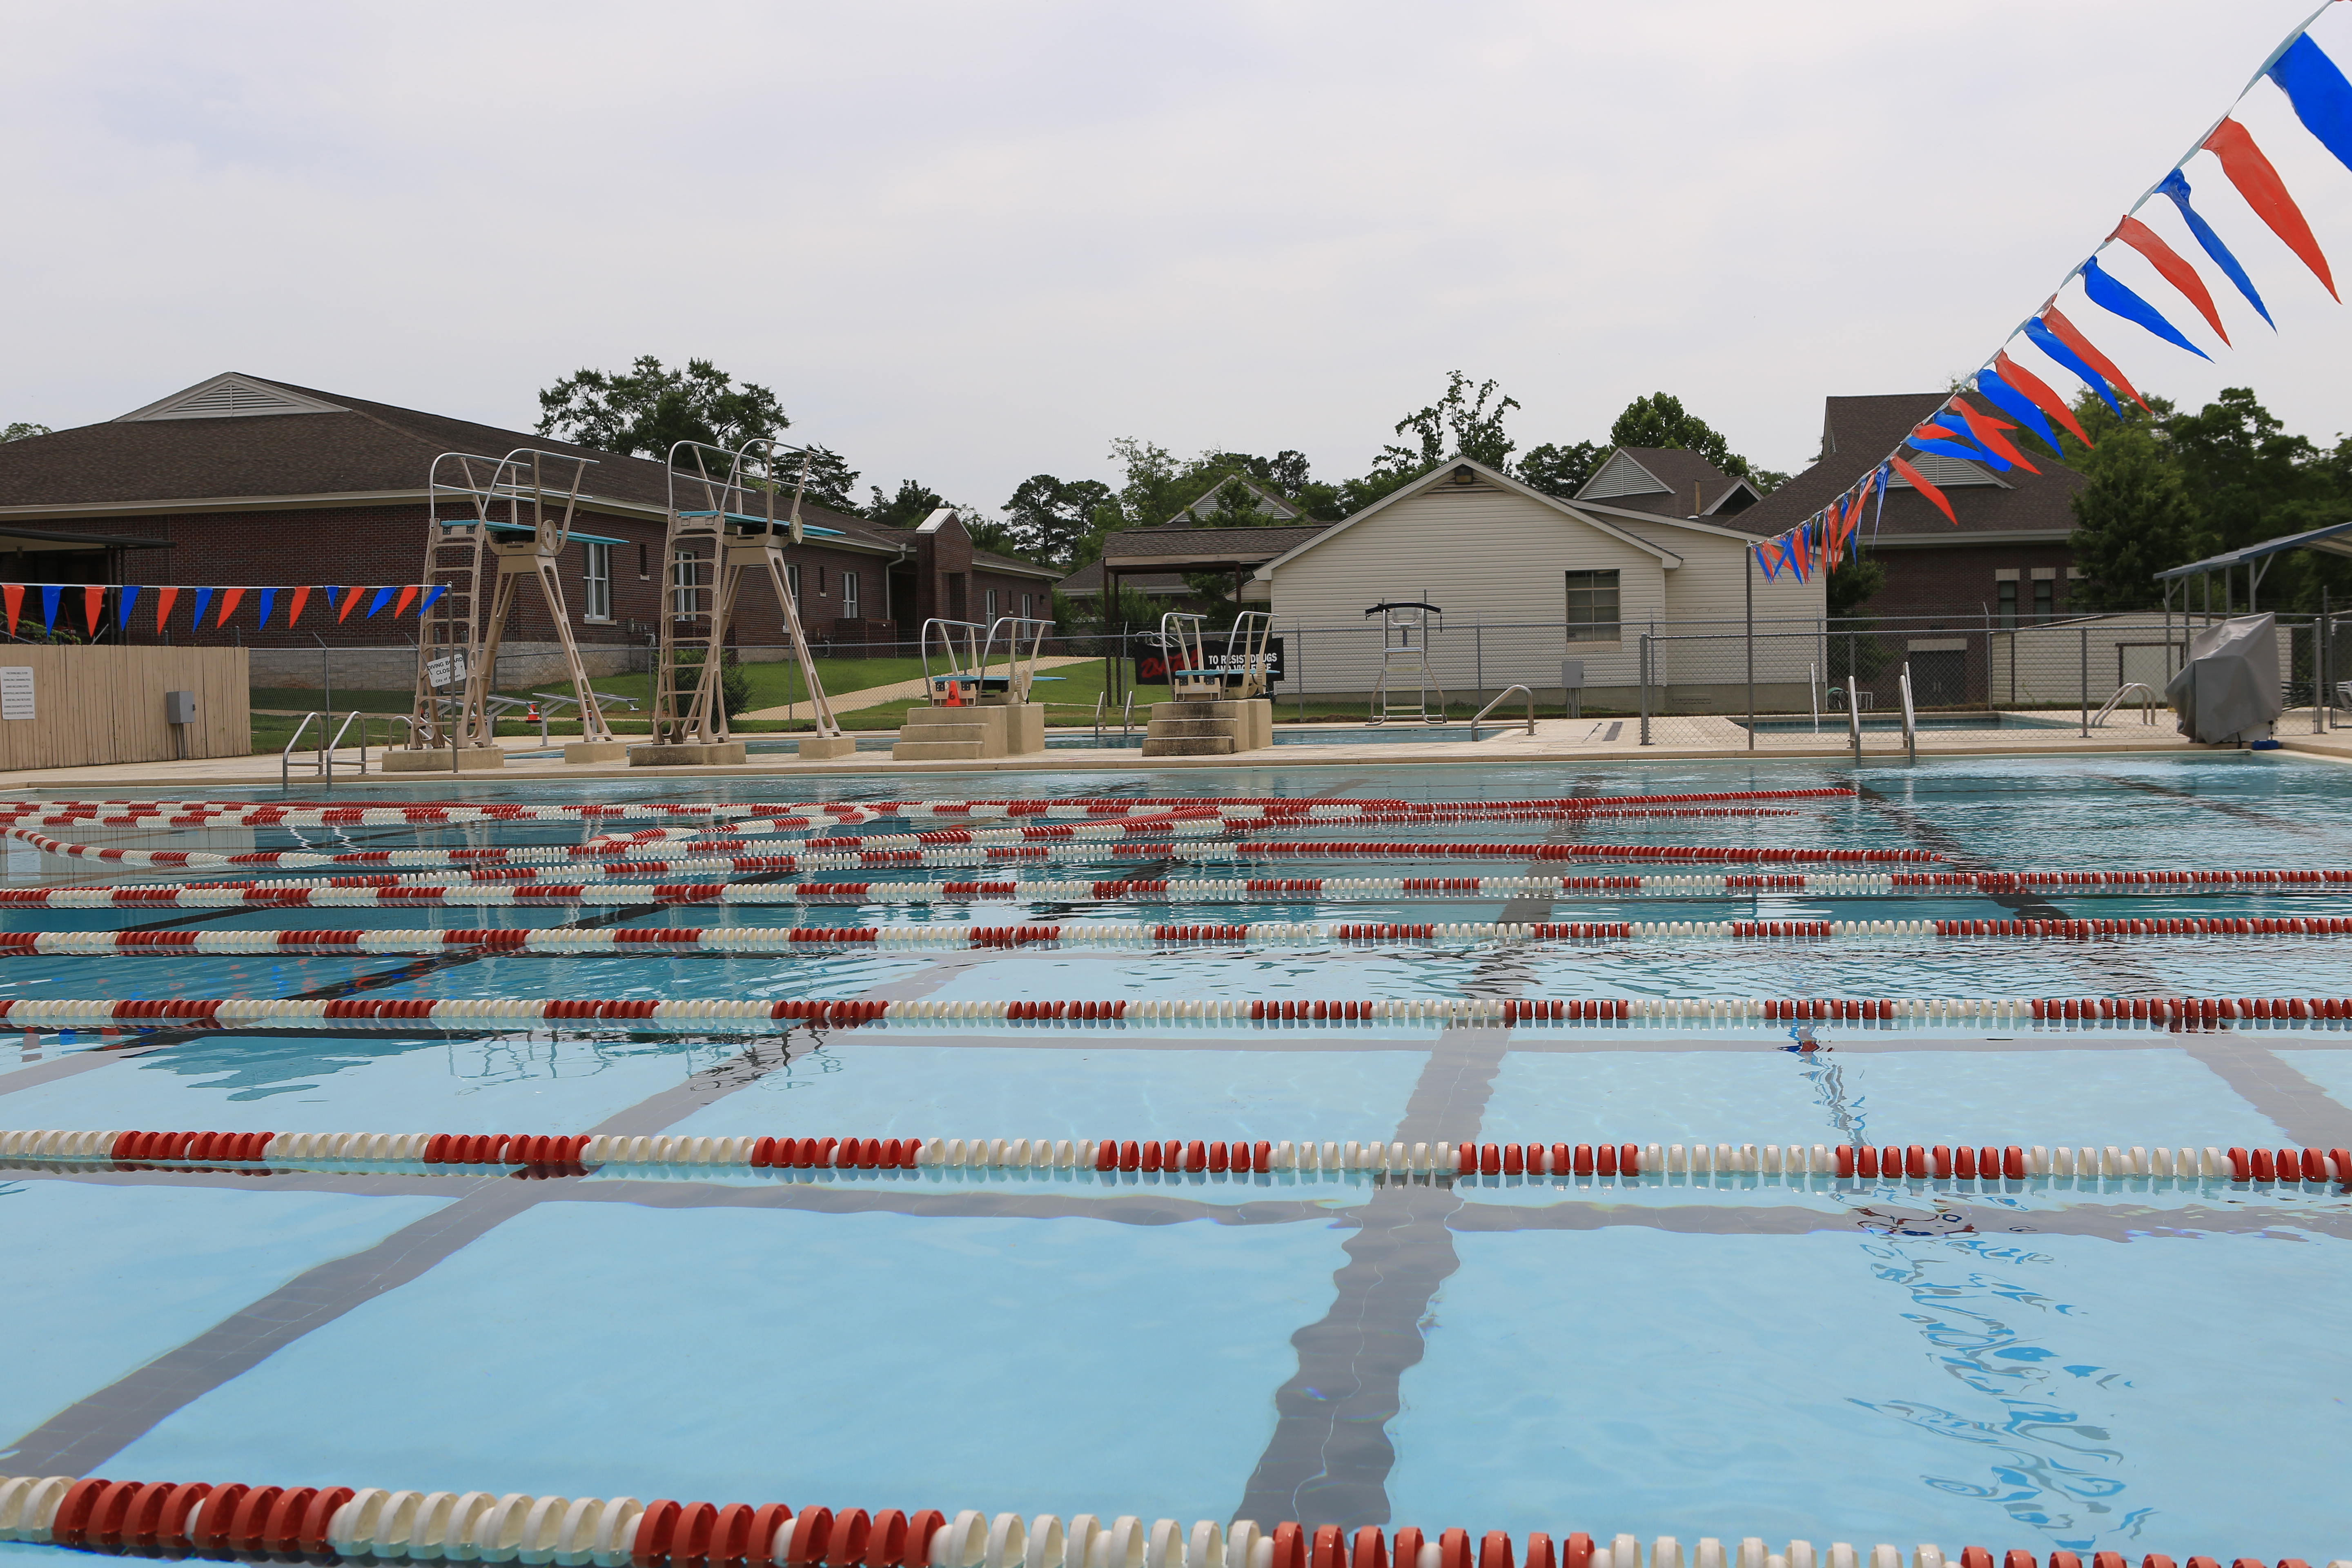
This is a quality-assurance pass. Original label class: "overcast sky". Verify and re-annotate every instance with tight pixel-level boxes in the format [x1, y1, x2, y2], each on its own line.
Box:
[9, 2, 2352, 514]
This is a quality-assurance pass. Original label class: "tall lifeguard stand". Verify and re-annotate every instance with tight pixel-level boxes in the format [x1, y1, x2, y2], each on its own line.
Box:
[1365, 599, 1448, 725]
[634, 438, 854, 765]
[390, 448, 628, 771]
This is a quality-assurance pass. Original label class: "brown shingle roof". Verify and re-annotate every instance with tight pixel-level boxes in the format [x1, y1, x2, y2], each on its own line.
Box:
[1099, 523, 1330, 566]
[1735, 393, 2086, 541]
[0, 373, 1071, 566]
[1054, 562, 1192, 596]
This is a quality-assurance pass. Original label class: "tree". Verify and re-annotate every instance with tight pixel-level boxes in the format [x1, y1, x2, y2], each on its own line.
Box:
[791, 445, 862, 513]
[866, 479, 945, 530]
[1003, 474, 1117, 566]
[1608, 392, 1757, 480]
[1518, 440, 1605, 499]
[2067, 425, 2201, 611]
[3, 422, 49, 443]
[1376, 371, 1521, 477]
[1825, 553, 1885, 617]
[537, 357, 791, 459]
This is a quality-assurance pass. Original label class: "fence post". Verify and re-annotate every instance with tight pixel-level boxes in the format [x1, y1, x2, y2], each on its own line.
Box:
[1744, 552, 1755, 751]
[2079, 624, 2089, 738]
[1474, 621, 1484, 717]
[1639, 634, 1651, 746]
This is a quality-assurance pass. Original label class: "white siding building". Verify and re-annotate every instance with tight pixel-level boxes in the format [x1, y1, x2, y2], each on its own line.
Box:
[1252, 458, 1826, 708]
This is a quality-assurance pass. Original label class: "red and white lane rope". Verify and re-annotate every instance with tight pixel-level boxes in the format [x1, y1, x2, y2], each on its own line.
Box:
[0, 1472, 2337, 1568]
[8, 993, 2352, 1031]
[9, 914, 2352, 958]
[12, 1125, 2346, 1186]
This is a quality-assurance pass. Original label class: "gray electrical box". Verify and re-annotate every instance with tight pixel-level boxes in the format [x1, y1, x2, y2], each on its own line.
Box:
[164, 690, 196, 725]
[1559, 660, 1586, 689]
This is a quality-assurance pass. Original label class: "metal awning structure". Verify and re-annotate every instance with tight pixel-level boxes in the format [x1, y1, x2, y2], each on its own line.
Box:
[2156, 517, 2352, 613]
[0, 524, 172, 553]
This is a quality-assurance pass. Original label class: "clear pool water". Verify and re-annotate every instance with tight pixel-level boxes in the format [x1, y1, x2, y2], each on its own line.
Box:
[2, 754, 2348, 1560]
[1049, 725, 1492, 749]
[1738, 714, 2076, 734]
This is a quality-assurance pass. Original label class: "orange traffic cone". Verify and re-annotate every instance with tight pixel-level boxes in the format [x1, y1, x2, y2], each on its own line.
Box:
[942, 680, 962, 708]
[525, 702, 541, 724]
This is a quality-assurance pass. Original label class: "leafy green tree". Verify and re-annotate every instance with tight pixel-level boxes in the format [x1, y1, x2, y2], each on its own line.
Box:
[1376, 371, 1521, 477]
[2067, 425, 2202, 611]
[3, 422, 49, 442]
[790, 446, 862, 513]
[866, 479, 946, 530]
[537, 357, 791, 460]
[1826, 553, 1885, 617]
[1003, 474, 1117, 565]
[1518, 440, 1605, 498]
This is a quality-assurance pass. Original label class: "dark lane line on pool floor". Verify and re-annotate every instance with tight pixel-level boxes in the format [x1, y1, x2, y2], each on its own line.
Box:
[1231, 806, 1595, 1528]
[2090, 769, 2352, 846]
[0, 947, 996, 1474]
[2170, 1033, 2352, 1147]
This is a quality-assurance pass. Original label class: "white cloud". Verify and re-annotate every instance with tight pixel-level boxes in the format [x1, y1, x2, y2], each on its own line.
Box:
[7, 0, 2352, 512]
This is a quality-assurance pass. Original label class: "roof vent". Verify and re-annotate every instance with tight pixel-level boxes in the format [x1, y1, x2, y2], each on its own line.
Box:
[115, 374, 348, 423]
[1888, 451, 2007, 490]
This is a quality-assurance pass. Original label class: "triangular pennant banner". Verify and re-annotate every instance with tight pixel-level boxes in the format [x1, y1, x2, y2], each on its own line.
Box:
[2, 585, 20, 638]
[2042, 308, 2152, 412]
[1891, 455, 1959, 526]
[2081, 255, 2212, 360]
[366, 586, 395, 618]
[1991, 351, 2094, 448]
[337, 587, 362, 624]
[2020, 315, 2127, 417]
[2156, 168, 2272, 329]
[2108, 215, 2230, 344]
[418, 585, 447, 615]
[118, 585, 140, 628]
[393, 584, 419, 618]
[287, 586, 312, 626]
[256, 588, 276, 629]
[215, 587, 246, 627]
[1950, 397, 2041, 474]
[191, 587, 214, 628]
[2202, 118, 2337, 301]
[83, 586, 104, 633]
[155, 586, 180, 633]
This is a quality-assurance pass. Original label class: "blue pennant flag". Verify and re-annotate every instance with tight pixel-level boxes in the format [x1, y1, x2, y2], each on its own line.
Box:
[2082, 255, 2211, 359]
[366, 586, 396, 618]
[324, 585, 341, 614]
[419, 585, 448, 614]
[2270, 33, 2352, 178]
[1910, 434, 2000, 466]
[191, 587, 214, 628]
[116, 586, 140, 628]
[256, 588, 276, 629]
[1975, 369, 2064, 455]
[39, 585, 60, 633]
[2020, 316, 2126, 417]
[1926, 415, 2009, 470]
[2157, 169, 2272, 328]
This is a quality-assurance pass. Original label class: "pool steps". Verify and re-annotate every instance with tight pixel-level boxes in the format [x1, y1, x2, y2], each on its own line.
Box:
[0, 1477, 2337, 1568]
[9, 1125, 2348, 1187]
[6, 915, 2351, 957]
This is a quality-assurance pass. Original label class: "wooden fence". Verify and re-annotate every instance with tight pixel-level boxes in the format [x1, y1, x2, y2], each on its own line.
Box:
[0, 646, 250, 771]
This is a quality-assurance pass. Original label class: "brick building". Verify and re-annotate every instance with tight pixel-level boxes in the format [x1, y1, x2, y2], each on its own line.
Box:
[0, 372, 1060, 687]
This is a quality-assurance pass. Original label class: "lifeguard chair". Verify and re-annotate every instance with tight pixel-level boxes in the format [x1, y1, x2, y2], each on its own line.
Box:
[1365, 599, 1448, 725]
[390, 448, 627, 770]
[635, 438, 854, 765]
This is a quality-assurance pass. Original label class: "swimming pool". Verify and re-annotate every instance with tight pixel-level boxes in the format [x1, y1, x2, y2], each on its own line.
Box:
[1738, 714, 2076, 734]
[0, 755, 2347, 1564]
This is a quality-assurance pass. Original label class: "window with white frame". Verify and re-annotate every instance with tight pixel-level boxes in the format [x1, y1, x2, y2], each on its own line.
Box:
[1564, 569, 1621, 644]
[581, 542, 611, 621]
[1021, 593, 1033, 618]
[840, 570, 860, 620]
[785, 564, 802, 608]
[984, 588, 999, 621]
[670, 549, 699, 616]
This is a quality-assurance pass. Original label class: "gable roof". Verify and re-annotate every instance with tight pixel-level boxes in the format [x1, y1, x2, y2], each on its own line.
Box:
[1099, 522, 1330, 570]
[0, 372, 1060, 573]
[1735, 392, 2087, 543]
[1168, 474, 1306, 525]
[1576, 445, 1760, 520]
[1254, 457, 1701, 578]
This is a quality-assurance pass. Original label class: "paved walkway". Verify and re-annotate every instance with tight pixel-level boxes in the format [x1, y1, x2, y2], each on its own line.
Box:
[739, 655, 1099, 721]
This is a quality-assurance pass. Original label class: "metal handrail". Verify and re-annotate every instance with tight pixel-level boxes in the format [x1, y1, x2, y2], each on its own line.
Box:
[980, 616, 1053, 703]
[919, 618, 987, 702]
[1468, 684, 1535, 739]
[281, 712, 325, 793]
[1898, 663, 1918, 764]
[1158, 613, 1216, 699]
[2092, 681, 2161, 727]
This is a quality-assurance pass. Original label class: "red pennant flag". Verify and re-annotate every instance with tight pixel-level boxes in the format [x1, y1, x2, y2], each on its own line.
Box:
[2108, 215, 2230, 345]
[154, 586, 180, 633]
[1949, 398, 2040, 474]
[393, 584, 419, 618]
[2203, 117, 2337, 301]
[2040, 307, 2150, 413]
[83, 586, 105, 633]
[215, 587, 246, 627]
[2, 585, 20, 637]
[338, 587, 364, 623]
[1891, 455, 1959, 526]
[287, 586, 312, 626]
[1993, 350, 2094, 448]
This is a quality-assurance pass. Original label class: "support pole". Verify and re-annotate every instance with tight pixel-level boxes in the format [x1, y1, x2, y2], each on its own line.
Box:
[2080, 624, 2089, 738]
[1744, 549, 1756, 751]
[1639, 635, 1651, 746]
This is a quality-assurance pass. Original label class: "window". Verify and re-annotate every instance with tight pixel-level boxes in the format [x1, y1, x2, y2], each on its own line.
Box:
[2033, 579, 2054, 622]
[670, 549, 699, 616]
[1564, 569, 1620, 643]
[785, 564, 802, 607]
[984, 588, 999, 621]
[841, 570, 860, 620]
[637, 542, 649, 579]
[1997, 580, 2018, 628]
[1021, 593, 1033, 619]
[582, 542, 611, 621]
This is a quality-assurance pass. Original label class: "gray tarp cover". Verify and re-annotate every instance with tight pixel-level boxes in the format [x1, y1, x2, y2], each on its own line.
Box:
[2165, 612, 2281, 742]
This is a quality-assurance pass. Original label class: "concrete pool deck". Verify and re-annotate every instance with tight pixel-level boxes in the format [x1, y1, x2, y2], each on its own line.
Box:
[0, 708, 2264, 792]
